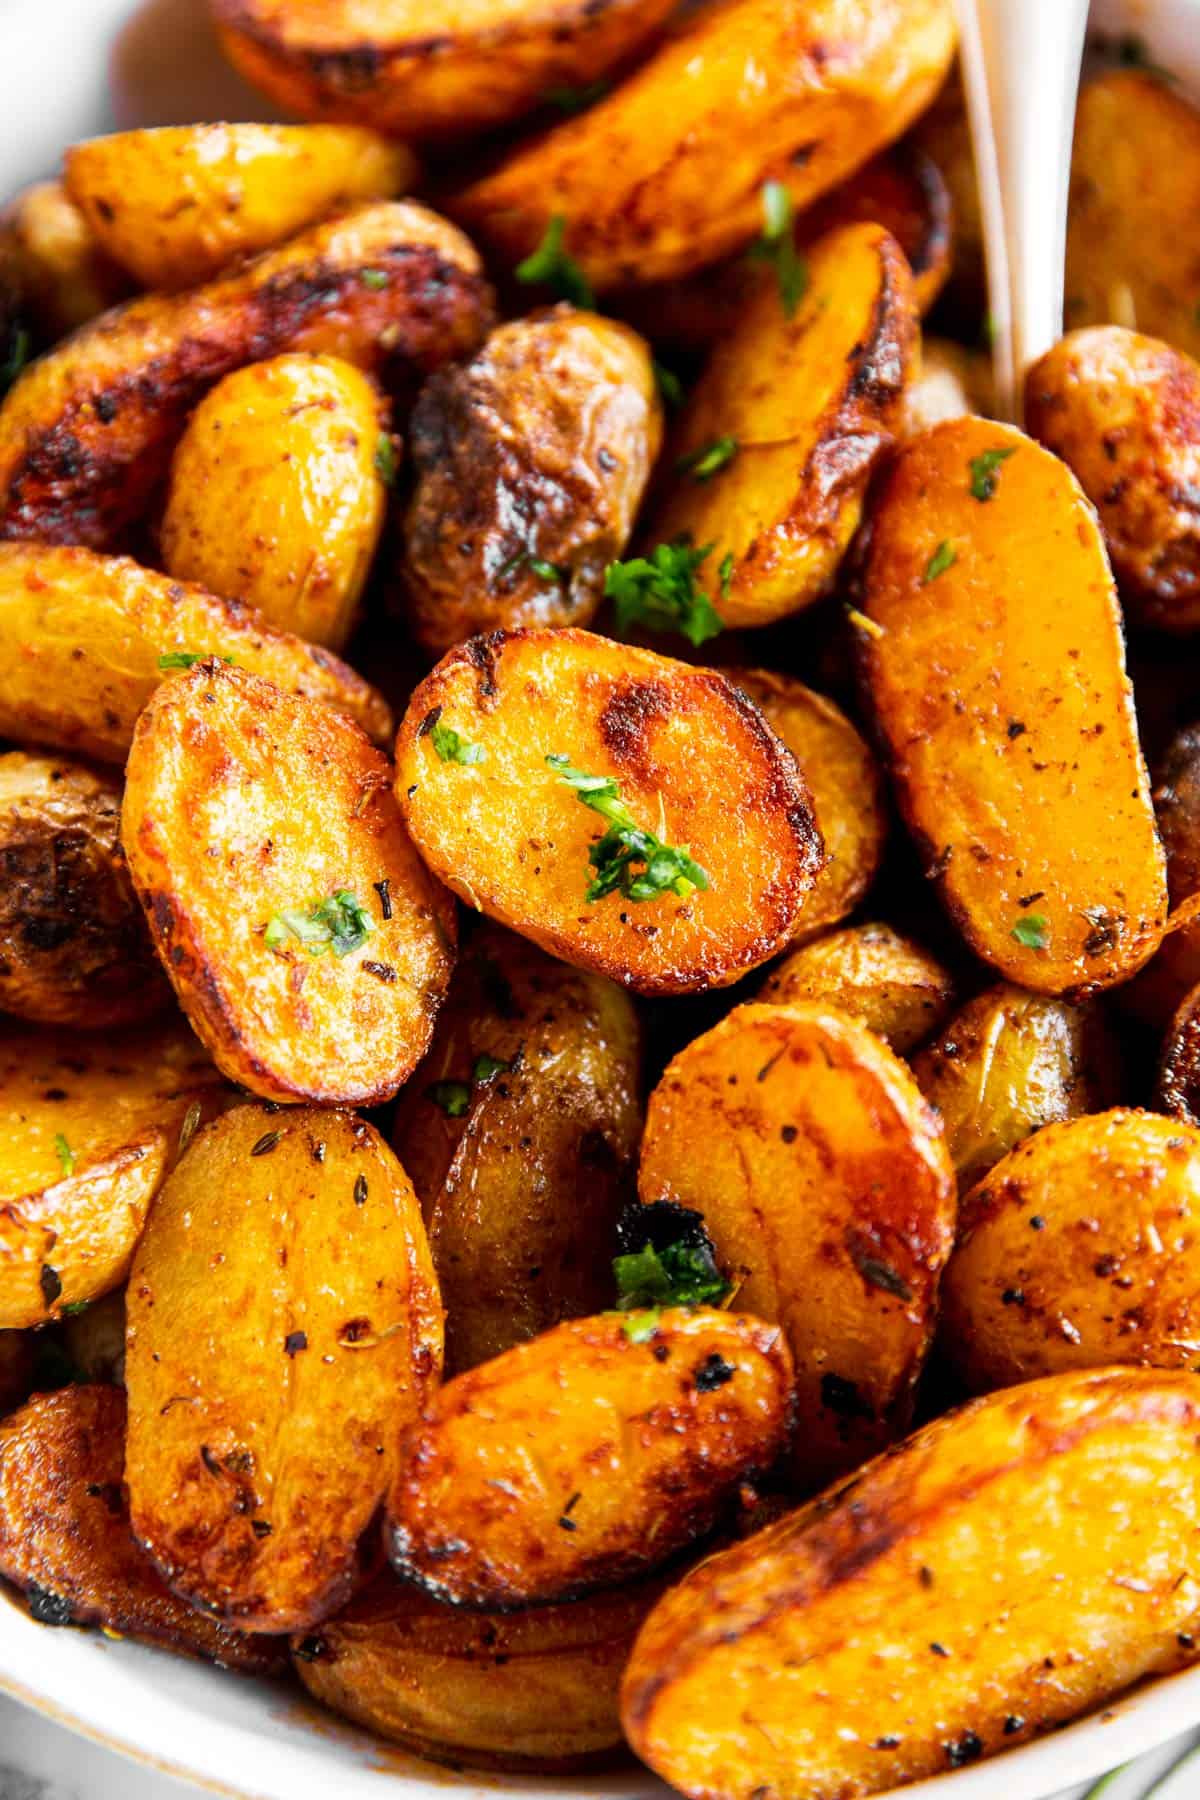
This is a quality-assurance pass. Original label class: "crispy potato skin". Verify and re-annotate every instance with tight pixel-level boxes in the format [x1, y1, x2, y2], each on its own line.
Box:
[387, 1308, 794, 1608]
[0, 1386, 284, 1671]
[450, 0, 955, 289]
[161, 353, 388, 649]
[0, 181, 129, 343]
[622, 1367, 1200, 1800]
[395, 629, 822, 996]
[401, 308, 662, 656]
[637, 1002, 956, 1489]
[758, 922, 955, 1053]
[392, 923, 641, 1374]
[64, 124, 415, 291]
[122, 661, 455, 1106]
[858, 416, 1166, 996]
[1026, 327, 1200, 630]
[0, 201, 493, 549]
[126, 1104, 442, 1632]
[0, 543, 391, 761]
[0, 750, 170, 1027]
[0, 1021, 230, 1330]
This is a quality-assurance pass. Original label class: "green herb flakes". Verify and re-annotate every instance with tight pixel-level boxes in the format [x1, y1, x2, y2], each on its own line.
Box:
[653, 359, 685, 410]
[968, 446, 1017, 502]
[622, 1308, 662, 1344]
[157, 652, 234, 670]
[515, 214, 595, 309]
[53, 1133, 76, 1177]
[676, 435, 738, 481]
[265, 889, 374, 959]
[428, 1080, 471, 1118]
[472, 1053, 510, 1084]
[614, 1237, 730, 1311]
[360, 268, 389, 290]
[717, 551, 735, 600]
[547, 754, 711, 904]
[1011, 912, 1050, 951]
[748, 180, 809, 318]
[430, 721, 485, 765]
[605, 541, 723, 648]
[374, 432, 398, 485]
[923, 541, 957, 583]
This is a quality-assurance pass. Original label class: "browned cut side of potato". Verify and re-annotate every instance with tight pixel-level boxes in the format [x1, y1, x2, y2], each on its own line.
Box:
[905, 336, 995, 434]
[0, 543, 392, 762]
[0, 1021, 230, 1330]
[0, 181, 129, 343]
[1159, 983, 1200, 1126]
[395, 628, 822, 996]
[622, 1367, 1200, 1800]
[758, 922, 955, 1053]
[0, 749, 170, 1027]
[450, 0, 956, 290]
[401, 308, 662, 656]
[122, 661, 455, 1106]
[64, 124, 416, 291]
[392, 922, 641, 1375]
[387, 1308, 793, 1608]
[0, 1386, 284, 1670]
[0, 201, 493, 549]
[126, 1103, 442, 1632]
[637, 1002, 955, 1489]
[858, 415, 1166, 996]
[0, 1333, 33, 1415]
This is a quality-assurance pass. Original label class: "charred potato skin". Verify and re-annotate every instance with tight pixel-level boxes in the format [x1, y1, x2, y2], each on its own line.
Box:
[758, 922, 955, 1053]
[1158, 982, 1200, 1126]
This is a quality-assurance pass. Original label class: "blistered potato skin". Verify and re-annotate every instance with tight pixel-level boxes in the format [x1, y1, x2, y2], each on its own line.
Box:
[392, 923, 641, 1375]
[0, 201, 493, 549]
[759, 922, 955, 1053]
[126, 1104, 442, 1632]
[858, 416, 1166, 996]
[637, 1002, 955, 1489]
[622, 1368, 1200, 1800]
[0, 181, 129, 342]
[387, 1308, 794, 1608]
[64, 124, 415, 291]
[401, 308, 662, 656]
[395, 629, 822, 996]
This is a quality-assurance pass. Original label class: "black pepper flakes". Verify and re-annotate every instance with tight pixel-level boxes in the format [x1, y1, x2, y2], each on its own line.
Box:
[930, 1641, 951, 1658]
[353, 1174, 368, 1206]
[27, 1584, 73, 1627]
[871, 1736, 901, 1751]
[944, 1732, 983, 1767]
[285, 1331, 308, 1356]
[251, 1130, 283, 1157]
[694, 1353, 736, 1391]
[1001, 1287, 1025, 1306]
[39, 1264, 62, 1307]
[1003, 1716, 1025, 1735]
[251, 1519, 272, 1539]
[1030, 1215, 1046, 1230]
[558, 1491, 582, 1530]
[292, 1635, 329, 1663]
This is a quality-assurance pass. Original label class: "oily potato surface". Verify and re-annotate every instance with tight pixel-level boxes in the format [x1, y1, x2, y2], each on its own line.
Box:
[858, 416, 1166, 995]
[759, 922, 955, 1053]
[0, 180, 128, 343]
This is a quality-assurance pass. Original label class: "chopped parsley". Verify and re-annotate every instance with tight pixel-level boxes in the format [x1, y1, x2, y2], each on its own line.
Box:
[676, 435, 738, 481]
[515, 214, 595, 309]
[622, 1309, 662, 1343]
[53, 1133, 76, 1177]
[544, 78, 610, 113]
[374, 432, 398, 485]
[653, 359, 685, 411]
[360, 268, 389, 290]
[923, 541, 957, 584]
[606, 541, 723, 647]
[1012, 912, 1050, 951]
[157, 651, 234, 671]
[472, 1053, 510, 1084]
[614, 1237, 730, 1311]
[427, 1080, 471, 1117]
[747, 180, 808, 318]
[430, 721, 485, 765]
[717, 551, 735, 601]
[265, 889, 374, 959]
[846, 605, 885, 640]
[968, 446, 1017, 502]
[547, 754, 710, 903]
[498, 550, 566, 588]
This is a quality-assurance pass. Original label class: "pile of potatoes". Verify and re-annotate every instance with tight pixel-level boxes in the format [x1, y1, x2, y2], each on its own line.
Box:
[6, 5, 1200, 1798]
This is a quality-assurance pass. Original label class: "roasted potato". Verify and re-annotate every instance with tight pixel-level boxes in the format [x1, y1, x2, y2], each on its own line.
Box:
[1160, 979, 1200, 1127]
[905, 336, 995, 433]
[0, 1020, 230, 1330]
[395, 628, 822, 996]
[857, 416, 1166, 996]
[160, 354, 389, 649]
[637, 1002, 956, 1488]
[0, 1386, 284, 1670]
[64, 123, 415, 291]
[387, 1307, 793, 1608]
[0, 1333, 32, 1415]
[401, 308, 662, 656]
[60, 1288, 126, 1387]
[0, 201, 492, 548]
[0, 543, 391, 762]
[392, 923, 641, 1374]
[122, 660, 455, 1106]
[759, 921, 955, 1053]
[0, 180, 128, 343]
[126, 1103, 442, 1632]
[1127, 723, 1200, 1028]
[622, 1366, 1200, 1799]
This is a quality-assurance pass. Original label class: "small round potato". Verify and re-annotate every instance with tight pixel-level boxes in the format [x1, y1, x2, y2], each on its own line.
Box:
[161, 354, 389, 649]
[758, 922, 955, 1053]
[0, 180, 128, 342]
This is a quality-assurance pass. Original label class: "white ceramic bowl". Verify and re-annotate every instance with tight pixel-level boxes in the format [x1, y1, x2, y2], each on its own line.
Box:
[4, 2, 1200, 1794]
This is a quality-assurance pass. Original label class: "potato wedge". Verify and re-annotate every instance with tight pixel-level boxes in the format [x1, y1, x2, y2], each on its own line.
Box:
[858, 416, 1166, 996]
[0, 181, 129, 343]
[387, 1307, 792, 1608]
[392, 923, 641, 1374]
[395, 628, 822, 995]
[64, 124, 415, 291]
[0, 1386, 284, 1670]
[622, 1366, 1200, 1799]
[0, 200, 492, 548]
[401, 308, 662, 656]
[450, 0, 956, 289]
[0, 1020, 230, 1330]
[637, 1002, 954, 1489]
[126, 1103, 442, 1631]
[0, 543, 391, 761]
[758, 922, 955, 1053]
[122, 661, 455, 1106]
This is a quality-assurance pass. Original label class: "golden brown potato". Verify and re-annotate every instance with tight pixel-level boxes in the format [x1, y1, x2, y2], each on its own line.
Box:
[126, 1103, 442, 1632]
[758, 922, 955, 1053]
[0, 1020, 230, 1330]
[637, 1002, 955, 1489]
[60, 1288, 126, 1387]
[122, 661, 455, 1106]
[0, 201, 493, 548]
[0, 749, 170, 1027]
[0, 181, 129, 343]
[160, 354, 389, 650]
[0, 543, 391, 762]
[387, 1307, 793, 1608]
[622, 1367, 1200, 1799]
[905, 336, 995, 434]
[857, 416, 1166, 996]
[941, 1111, 1200, 1391]
[0, 1386, 284, 1670]
[401, 308, 662, 656]
[392, 923, 641, 1374]
[64, 124, 415, 291]
[395, 628, 822, 996]
[450, 0, 956, 289]
[0, 1333, 32, 1415]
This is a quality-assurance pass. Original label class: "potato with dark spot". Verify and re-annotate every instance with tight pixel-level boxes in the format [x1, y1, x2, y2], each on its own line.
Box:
[759, 922, 955, 1053]
[0, 181, 129, 343]
[386, 1308, 793, 1608]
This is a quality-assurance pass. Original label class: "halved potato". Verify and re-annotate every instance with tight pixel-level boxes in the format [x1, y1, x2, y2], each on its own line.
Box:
[758, 922, 955, 1053]
[0, 180, 129, 343]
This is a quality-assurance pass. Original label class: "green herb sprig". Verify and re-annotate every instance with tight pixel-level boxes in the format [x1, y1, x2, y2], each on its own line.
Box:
[747, 180, 809, 318]
[676, 435, 738, 481]
[968, 446, 1017, 502]
[53, 1133, 76, 1177]
[923, 541, 957, 584]
[614, 1237, 730, 1311]
[515, 214, 595, 309]
[265, 889, 374, 959]
[430, 721, 485, 765]
[606, 541, 723, 648]
[1012, 912, 1049, 951]
[548, 755, 710, 903]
